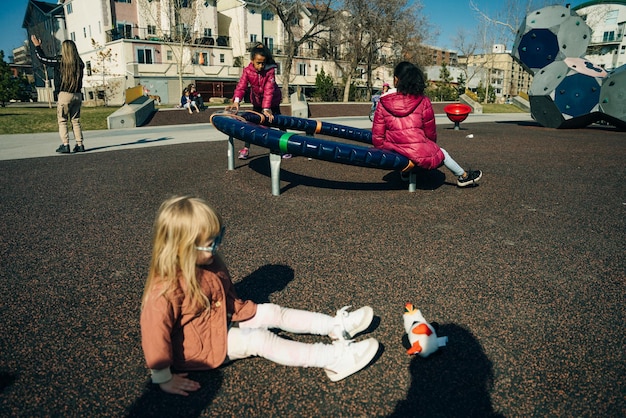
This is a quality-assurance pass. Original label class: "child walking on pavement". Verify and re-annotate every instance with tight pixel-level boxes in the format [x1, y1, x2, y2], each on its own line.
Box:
[226, 43, 291, 159]
[372, 61, 482, 187]
[141, 196, 378, 396]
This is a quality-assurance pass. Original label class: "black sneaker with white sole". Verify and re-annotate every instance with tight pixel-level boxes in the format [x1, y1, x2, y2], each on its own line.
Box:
[457, 170, 482, 187]
[56, 144, 70, 154]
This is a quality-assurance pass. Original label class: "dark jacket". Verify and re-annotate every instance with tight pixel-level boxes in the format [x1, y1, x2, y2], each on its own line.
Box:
[34, 45, 84, 95]
[371, 91, 444, 170]
[181, 93, 192, 107]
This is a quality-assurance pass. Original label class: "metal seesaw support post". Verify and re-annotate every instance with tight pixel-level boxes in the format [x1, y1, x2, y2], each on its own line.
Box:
[228, 136, 235, 170]
[269, 152, 282, 196]
[409, 172, 417, 192]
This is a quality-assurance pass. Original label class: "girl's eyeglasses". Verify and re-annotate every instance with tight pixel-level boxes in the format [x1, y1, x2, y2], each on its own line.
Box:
[195, 226, 225, 255]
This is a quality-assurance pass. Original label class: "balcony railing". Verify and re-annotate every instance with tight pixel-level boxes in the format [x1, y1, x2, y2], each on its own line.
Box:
[245, 42, 343, 60]
[106, 27, 230, 47]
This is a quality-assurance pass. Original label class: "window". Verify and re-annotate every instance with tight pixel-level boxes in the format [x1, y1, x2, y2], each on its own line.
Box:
[298, 63, 306, 76]
[180, 0, 192, 7]
[195, 52, 208, 65]
[220, 53, 225, 63]
[86, 61, 92, 76]
[604, 10, 618, 25]
[117, 23, 132, 39]
[70, 32, 76, 42]
[603, 31, 615, 42]
[250, 34, 257, 43]
[167, 50, 173, 60]
[84, 28, 87, 38]
[148, 25, 156, 35]
[66, 3, 73, 14]
[275, 62, 281, 75]
[137, 48, 153, 64]
[204, 28, 212, 37]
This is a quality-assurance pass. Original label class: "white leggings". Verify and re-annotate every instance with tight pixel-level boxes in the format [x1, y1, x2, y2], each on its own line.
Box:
[441, 148, 465, 177]
[227, 303, 338, 368]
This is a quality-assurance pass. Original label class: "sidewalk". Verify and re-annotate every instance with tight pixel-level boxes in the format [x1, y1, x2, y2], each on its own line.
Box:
[0, 113, 533, 161]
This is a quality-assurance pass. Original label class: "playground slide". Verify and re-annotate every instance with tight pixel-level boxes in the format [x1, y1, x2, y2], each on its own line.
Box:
[210, 111, 413, 173]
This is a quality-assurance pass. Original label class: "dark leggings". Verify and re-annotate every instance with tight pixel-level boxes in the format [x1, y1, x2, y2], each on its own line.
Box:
[244, 106, 283, 149]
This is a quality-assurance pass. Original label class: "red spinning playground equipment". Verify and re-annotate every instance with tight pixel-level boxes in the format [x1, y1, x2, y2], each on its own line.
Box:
[443, 103, 473, 130]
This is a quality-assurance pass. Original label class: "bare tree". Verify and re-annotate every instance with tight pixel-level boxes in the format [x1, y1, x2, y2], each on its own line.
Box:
[321, 6, 370, 102]
[452, 27, 480, 90]
[262, 0, 337, 102]
[468, 0, 554, 47]
[331, 0, 431, 102]
[137, 0, 209, 97]
[88, 39, 121, 106]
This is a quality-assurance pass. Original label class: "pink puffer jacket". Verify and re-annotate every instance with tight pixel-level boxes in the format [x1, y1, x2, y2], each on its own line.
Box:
[232, 62, 282, 109]
[371, 92, 444, 170]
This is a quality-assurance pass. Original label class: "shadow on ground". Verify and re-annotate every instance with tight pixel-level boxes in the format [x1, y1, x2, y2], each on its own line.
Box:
[391, 324, 504, 418]
[247, 154, 447, 194]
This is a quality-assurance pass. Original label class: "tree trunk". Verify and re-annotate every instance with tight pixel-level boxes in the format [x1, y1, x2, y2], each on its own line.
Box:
[342, 72, 352, 102]
[281, 56, 293, 103]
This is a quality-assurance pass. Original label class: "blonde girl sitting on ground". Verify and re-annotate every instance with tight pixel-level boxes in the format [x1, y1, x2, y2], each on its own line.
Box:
[140, 196, 379, 395]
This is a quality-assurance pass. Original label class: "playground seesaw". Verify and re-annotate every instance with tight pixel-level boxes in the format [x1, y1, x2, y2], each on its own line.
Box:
[209, 111, 419, 196]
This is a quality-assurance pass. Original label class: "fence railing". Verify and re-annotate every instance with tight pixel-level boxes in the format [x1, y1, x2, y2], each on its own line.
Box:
[106, 27, 230, 47]
[244, 42, 344, 60]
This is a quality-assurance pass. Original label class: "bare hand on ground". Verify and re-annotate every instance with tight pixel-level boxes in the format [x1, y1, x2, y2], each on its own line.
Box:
[159, 373, 201, 396]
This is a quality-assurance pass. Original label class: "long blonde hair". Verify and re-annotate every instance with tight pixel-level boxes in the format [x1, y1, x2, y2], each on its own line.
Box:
[60, 40, 83, 92]
[142, 196, 223, 313]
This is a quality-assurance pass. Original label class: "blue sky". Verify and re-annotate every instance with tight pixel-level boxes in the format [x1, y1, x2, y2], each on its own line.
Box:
[1, 0, 31, 59]
[419, 0, 588, 49]
[1, 0, 586, 60]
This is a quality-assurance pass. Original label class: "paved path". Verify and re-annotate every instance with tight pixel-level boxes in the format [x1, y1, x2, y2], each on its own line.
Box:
[0, 113, 533, 161]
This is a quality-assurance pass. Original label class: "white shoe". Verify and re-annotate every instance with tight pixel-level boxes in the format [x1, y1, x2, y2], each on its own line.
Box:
[325, 338, 379, 382]
[329, 306, 374, 340]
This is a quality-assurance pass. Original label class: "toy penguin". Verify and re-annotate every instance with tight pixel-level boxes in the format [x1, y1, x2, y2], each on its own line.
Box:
[403, 303, 448, 357]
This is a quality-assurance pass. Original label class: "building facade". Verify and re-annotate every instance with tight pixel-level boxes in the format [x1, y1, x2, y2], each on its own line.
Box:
[22, 0, 394, 106]
[574, 0, 626, 71]
[459, 50, 533, 102]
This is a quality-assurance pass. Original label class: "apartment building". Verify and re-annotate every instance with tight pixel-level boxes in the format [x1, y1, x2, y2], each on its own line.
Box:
[459, 47, 532, 102]
[574, 0, 626, 71]
[23, 0, 369, 105]
[418, 45, 459, 66]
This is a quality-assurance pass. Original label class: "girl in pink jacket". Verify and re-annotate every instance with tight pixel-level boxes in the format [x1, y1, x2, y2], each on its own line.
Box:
[141, 196, 379, 395]
[372, 62, 482, 187]
[227, 44, 291, 159]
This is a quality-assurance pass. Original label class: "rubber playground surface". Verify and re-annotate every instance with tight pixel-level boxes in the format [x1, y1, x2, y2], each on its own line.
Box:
[0, 114, 624, 417]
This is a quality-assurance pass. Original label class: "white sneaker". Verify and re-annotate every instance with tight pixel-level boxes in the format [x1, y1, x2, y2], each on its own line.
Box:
[329, 306, 374, 340]
[325, 338, 379, 382]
